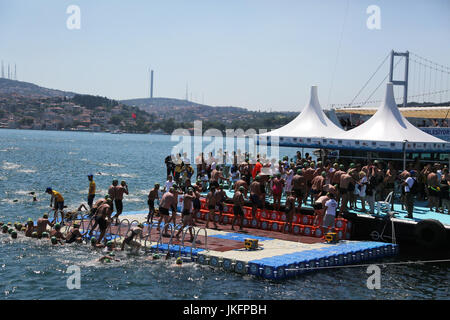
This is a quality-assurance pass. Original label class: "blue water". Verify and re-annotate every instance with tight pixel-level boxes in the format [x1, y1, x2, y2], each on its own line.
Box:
[0, 129, 449, 300]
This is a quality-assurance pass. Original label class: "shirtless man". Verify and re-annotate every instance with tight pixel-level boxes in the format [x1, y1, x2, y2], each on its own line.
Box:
[302, 163, 315, 205]
[89, 199, 113, 245]
[205, 187, 218, 229]
[192, 184, 202, 225]
[284, 192, 296, 233]
[108, 180, 118, 212]
[310, 171, 326, 203]
[147, 184, 160, 223]
[332, 164, 345, 206]
[175, 188, 195, 241]
[427, 166, 440, 212]
[384, 162, 397, 210]
[36, 213, 54, 237]
[234, 176, 248, 197]
[249, 176, 262, 218]
[271, 174, 284, 211]
[50, 223, 66, 241]
[339, 171, 354, 215]
[210, 167, 228, 190]
[65, 222, 82, 244]
[25, 218, 35, 237]
[215, 185, 228, 224]
[313, 193, 330, 226]
[292, 170, 306, 211]
[232, 186, 246, 231]
[112, 181, 129, 225]
[158, 188, 177, 236]
[121, 223, 144, 252]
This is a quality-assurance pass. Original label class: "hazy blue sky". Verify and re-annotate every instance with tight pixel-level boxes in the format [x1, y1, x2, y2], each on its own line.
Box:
[0, 0, 449, 111]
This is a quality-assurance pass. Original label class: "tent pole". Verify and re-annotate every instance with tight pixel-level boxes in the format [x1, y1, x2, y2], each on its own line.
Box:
[402, 140, 407, 171]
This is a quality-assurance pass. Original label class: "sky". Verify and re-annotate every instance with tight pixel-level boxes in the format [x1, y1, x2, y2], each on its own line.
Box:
[0, 0, 449, 111]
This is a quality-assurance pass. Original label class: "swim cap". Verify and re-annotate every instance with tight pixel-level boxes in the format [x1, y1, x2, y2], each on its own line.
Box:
[90, 237, 97, 244]
[321, 171, 327, 177]
[42, 232, 49, 238]
[16, 223, 22, 230]
[73, 223, 80, 228]
[54, 223, 61, 230]
[152, 253, 160, 260]
[2, 225, 8, 232]
[176, 257, 182, 265]
[350, 163, 355, 168]
[239, 186, 245, 192]
[297, 169, 302, 174]
[51, 236, 57, 244]
[8, 228, 13, 234]
[137, 223, 144, 228]
[108, 252, 115, 257]
[7, 222, 12, 226]
[255, 175, 260, 181]
[43, 213, 48, 218]
[106, 240, 114, 247]
[31, 231, 38, 238]
[339, 164, 345, 170]
[11, 231, 17, 239]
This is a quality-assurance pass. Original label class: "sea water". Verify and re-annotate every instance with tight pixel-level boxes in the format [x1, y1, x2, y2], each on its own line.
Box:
[0, 129, 448, 300]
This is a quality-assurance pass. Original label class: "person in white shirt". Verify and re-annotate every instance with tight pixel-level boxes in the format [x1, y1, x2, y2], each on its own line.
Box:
[323, 193, 338, 231]
[165, 175, 174, 192]
[402, 170, 417, 219]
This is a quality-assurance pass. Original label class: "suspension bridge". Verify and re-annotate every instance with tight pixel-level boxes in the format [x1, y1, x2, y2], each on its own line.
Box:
[331, 50, 450, 110]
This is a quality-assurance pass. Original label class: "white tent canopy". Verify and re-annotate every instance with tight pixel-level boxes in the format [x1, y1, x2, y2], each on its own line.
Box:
[337, 83, 446, 144]
[260, 86, 345, 138]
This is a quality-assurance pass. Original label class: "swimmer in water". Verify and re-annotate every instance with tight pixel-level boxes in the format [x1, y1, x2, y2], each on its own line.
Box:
[50, 223, 66, 241]
[11, 231, 18, 239]
[36, 213, 54, 237]
[65, 223, 83, 244]
[121, 223, 143, 252]
[98, 251, 120, 263]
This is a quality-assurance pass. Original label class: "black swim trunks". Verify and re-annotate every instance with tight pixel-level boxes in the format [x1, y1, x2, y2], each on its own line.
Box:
[193, 198, 201, 210]
[233, 206, 244, 216]
[313, 202, 323, 210]
[208, 204, 215, 210]
[159, 207, 169, 216]
[147, 199, 154, 210]
[114, 199, 123, 213]
[250, 194, 261, 206]
[293, 189, 303, 198]
[95, 216, 107, 231]
[182, 208, 191, 216]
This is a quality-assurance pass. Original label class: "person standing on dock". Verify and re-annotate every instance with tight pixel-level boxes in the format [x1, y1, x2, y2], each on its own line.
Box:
[158, 187, 177, 236]
[232, 186, 246, 231]
[175, 187, 195, 241]
[112, 181, 128, 225]
[249, 175, 262, 218]
[108, 180, 118, 212]
[439, 168, 450, 214]
[205, 186, 218, 229]
[87, 174, 96, 209]
[45, 187, 65, 224]
[271, 173, 284, 211]
[292, 169, 306, 211]
[383, 162, 397, 210]
[147, 184, 160, 223]
[323, 193, 338, 232]
[339, 172, 354, 215]
[402, 170, 418, 219]
[427, 166, 440, 212]
[302, 163, 315, 205]
[284, 191, 296, 233]
[89, 198, 113, 245]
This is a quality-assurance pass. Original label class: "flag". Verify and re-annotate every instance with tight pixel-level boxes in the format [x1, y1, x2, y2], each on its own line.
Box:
[131, 113, 136, 119]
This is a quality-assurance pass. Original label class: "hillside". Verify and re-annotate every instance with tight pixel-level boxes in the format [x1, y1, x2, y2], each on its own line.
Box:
[0, 78, 75, 98]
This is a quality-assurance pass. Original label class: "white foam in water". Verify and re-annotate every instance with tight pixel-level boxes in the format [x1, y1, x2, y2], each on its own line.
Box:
[99, 163, 124, 168]
[2, 162, 21, 170]
[17, 169, 37, 174]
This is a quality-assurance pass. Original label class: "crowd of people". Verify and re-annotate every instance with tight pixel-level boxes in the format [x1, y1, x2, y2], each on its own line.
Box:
[162, 150, 450, 232]
[8, 150, 448, 251]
